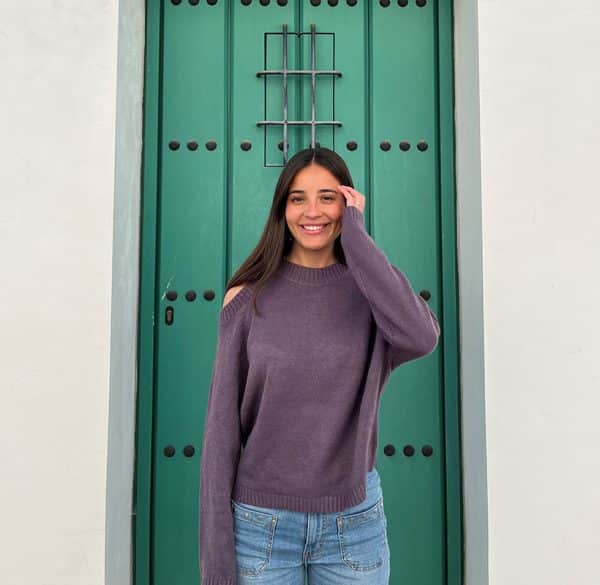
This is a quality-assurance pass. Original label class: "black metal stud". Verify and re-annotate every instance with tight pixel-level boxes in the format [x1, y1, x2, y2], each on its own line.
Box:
[398, 0, 408, 6]
[380, 0, 390, 6]
[346, 140, 357, 151]
[403, 444, 415, 457]
[205, 140, 217, 150]
[399, 141, 411, 151]
[422, 444, 434, 457]
[417, 140, 428, 151]
[169, 140, 180, 150]
[185, 290, 197, 302]
[419, 289, 431, 301]
[183, 445, 195, 457]
[187, 141, 198, 151]
[166, 290, 177, 301]
[380, 141, 391, 151]
[277, 0, 288, 4]
[310, 0, 321, 5]
[207, 0, 218, 4]
[241, 0, 251, 5]
[416, 0, 427, 6]
[240, 141, 252, 151]
[203, 290, 216, 301]
[383, 444, 395, 456]
[164, 445, 176, 457]
[347, 0, 357, 5]
[328, 0, 339, 5]
[189, 0, 199, 5]
[171, 0, 181, 4]
[260, 0, 270, 4]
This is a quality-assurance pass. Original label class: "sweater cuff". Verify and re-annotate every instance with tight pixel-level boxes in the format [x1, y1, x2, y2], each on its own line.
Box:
[344, 204, 365, 225]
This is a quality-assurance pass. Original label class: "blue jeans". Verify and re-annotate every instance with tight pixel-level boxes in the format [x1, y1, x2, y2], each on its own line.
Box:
[230, 468, 390, 584]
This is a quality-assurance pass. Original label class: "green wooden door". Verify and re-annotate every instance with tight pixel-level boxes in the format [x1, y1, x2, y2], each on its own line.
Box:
[136, 2, 461, 585]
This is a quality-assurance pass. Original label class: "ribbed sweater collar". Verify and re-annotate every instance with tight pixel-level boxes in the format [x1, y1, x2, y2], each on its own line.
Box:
[278, 258, 348, 285]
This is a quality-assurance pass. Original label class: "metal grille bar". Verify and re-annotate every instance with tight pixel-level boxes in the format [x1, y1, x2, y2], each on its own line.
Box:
[257, 24, 341, 164]
[256, 70, 342, 76]
[257, 120, 342, 125]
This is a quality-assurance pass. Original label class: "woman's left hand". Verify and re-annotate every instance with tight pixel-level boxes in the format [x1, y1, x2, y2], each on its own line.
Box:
[336, 185, 366, 215]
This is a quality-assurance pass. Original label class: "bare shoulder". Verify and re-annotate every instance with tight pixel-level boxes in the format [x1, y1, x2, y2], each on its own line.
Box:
[222, 284, 246, 309]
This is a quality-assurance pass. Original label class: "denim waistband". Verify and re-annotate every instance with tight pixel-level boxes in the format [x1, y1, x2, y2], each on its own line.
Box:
[338, 467, 382, 515]
[231, 468, 382, 516]
[366, 467, 380, 488]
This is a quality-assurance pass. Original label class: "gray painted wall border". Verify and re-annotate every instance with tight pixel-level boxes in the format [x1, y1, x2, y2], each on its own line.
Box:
[106, 1, 145, 584]
[104, 2, 488, 584]
[454, 1, 489, 584]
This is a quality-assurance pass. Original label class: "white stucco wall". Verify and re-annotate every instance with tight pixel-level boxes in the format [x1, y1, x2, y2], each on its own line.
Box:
[0, 2, 123, 585]
[1, 1, 598, 585]
[475, 2, 600, 584]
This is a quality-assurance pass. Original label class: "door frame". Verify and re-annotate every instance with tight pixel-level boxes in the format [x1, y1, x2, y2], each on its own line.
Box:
[126, 3, 477, 585]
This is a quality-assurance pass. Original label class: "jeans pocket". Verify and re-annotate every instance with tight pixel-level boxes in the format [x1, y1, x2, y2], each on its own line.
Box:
[231, 499, 278, 576]
[336, 496, 387, 572]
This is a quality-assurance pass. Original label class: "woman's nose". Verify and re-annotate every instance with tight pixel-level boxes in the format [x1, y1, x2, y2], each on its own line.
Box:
[304, 201, 322, 215]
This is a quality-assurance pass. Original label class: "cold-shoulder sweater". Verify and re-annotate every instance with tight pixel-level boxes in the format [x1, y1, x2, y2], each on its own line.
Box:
[199, 205, 440, 585]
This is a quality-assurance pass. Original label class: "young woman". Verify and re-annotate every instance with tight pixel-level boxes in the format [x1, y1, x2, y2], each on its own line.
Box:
[199, 147, 440, 585]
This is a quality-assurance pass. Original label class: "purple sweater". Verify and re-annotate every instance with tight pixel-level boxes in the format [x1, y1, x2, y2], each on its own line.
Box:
[199, 205, 440, 585]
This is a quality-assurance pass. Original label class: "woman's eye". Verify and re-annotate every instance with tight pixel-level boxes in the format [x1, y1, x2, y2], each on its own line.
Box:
[290, 195, 335, 203]
[290, 195, 334, 202]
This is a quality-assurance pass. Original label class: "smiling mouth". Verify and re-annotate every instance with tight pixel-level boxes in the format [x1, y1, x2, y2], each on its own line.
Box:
[299, 223, 330, 234]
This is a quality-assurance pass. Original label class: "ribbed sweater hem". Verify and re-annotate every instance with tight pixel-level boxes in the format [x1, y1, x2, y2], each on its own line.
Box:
[201, 574, 235, 585]
[231, 479, 367, 513]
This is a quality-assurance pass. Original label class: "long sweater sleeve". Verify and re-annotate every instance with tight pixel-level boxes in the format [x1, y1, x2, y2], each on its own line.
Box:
[199, 301, 249, 585]
[340, 204, 440, 370]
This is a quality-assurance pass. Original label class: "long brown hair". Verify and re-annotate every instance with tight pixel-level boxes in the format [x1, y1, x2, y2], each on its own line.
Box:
[226, 146, 355, 317]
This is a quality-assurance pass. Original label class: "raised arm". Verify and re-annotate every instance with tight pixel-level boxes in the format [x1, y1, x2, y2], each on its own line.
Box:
[340, 204, 440, 370]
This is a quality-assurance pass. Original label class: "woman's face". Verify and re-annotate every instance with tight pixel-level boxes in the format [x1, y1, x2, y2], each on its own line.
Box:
[284, 163, 345, 255]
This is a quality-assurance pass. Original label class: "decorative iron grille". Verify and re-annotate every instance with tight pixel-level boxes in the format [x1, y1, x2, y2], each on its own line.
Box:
[256, 24, 343, 165]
